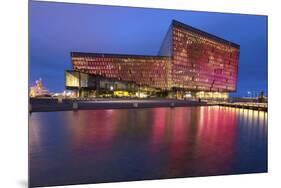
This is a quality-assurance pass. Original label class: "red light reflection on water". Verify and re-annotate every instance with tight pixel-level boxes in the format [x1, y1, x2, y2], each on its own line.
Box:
[67, 109, 122, 155]
[194, 107, 237, 175]
[29, 106, 267, 187]
[150, 108, 169, 149]
[150, 106, 238, 177]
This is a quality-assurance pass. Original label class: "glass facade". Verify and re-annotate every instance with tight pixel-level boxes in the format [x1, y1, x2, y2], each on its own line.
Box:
[68, 20, 240, 97]
[72, 54, 171, 90]
[65, 71, 96, 88]
[65, 71, 80, 88]
[171, 20, 239, 92]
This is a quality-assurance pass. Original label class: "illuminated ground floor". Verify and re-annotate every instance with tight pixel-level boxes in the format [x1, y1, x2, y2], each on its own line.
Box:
[65, 70, 229, 100]
[68, 89, 228, 100]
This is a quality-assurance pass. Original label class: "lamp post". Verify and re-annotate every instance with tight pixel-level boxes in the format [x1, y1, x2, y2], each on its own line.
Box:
[247, 91, 251, 98]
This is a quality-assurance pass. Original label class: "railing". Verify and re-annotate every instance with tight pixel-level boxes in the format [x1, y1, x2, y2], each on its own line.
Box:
[210, 102, 268, 111]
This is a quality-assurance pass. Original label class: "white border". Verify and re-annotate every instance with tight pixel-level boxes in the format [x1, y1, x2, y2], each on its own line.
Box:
[35, 0, 269, 15]
[1, 0, 280, 188]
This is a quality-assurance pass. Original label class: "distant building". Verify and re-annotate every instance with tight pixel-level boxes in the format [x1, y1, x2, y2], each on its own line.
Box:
[65, 20, 240, 99]
[30, 79, 50, 97]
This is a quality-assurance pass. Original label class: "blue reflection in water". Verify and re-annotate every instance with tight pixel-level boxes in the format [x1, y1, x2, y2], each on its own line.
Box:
[29, 106, 267, 187]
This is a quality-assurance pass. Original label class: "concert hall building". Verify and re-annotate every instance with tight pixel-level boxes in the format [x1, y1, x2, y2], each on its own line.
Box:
[65, 20, 240, 99]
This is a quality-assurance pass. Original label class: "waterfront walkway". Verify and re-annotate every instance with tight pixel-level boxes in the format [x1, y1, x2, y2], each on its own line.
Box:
[29, 98, 209, 112]
[213, 102, 268, 112]
[29, 98, 268, 112]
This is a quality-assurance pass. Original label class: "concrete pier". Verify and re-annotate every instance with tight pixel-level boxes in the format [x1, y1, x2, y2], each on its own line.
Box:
[29, 98, 268, 112]
[29, 98, 209, 112]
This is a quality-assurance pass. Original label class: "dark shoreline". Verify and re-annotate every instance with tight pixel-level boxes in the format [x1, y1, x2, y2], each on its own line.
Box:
[29, 98, 211, 112]
[29, 98, 268, 112]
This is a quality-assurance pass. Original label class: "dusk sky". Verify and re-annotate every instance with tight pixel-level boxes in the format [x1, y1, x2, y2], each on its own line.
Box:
[29, 1, 268, 96]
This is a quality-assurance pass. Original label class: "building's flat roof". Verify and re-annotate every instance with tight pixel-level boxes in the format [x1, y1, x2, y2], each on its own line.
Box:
[71, 52, 170, 59]
[172, 20, 240, 49]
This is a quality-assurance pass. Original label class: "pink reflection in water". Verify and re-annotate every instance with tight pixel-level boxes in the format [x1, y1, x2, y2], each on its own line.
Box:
[68, 110, 120, 149]
[150, 108, 169, 149]
[195, 107, 237, 175]
[29, 106, 267, 187]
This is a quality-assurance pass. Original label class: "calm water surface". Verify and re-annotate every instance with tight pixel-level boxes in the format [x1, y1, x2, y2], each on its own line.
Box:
[29, 106, 267, 187]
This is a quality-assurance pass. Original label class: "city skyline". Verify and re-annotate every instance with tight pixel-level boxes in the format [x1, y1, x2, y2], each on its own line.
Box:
[29, 1, 268, 96]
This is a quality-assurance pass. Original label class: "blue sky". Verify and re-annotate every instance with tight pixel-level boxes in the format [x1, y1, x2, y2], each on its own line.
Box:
[29, 1, 268, 96]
